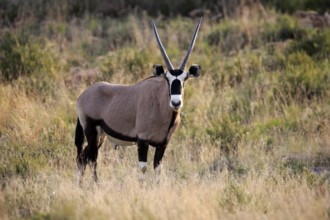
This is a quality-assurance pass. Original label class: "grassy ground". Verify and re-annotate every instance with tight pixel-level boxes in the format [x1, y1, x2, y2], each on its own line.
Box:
[0, 6, 330, 220]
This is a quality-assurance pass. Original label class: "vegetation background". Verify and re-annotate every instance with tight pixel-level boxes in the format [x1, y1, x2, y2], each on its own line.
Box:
[0, 0, 330, 219]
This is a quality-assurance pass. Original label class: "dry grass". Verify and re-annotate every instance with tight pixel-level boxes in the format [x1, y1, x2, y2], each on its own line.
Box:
[1, 145, 329, 220]
[0, 78, 329, 219]
[0, 7, 330, 220]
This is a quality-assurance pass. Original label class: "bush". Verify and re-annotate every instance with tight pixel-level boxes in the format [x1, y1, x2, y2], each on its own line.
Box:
[207, 21, 248, 55]
[219, 181, 251, 211]
[0, 32, 59, 82]
[207, 114, 245, 155]
[0, 32, 26, 81]
[100, 47, 157, 80]
[263, 0, 330, 14]
[262, 47, 286, 71]
[0, 0, 236, 22]
[262, 14, 307, 43]
[279, 52, 329, 101]
[288, 29, 330, 59]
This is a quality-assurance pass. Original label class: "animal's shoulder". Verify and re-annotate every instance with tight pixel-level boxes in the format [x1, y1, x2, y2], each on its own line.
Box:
[137, 76, 167, 88]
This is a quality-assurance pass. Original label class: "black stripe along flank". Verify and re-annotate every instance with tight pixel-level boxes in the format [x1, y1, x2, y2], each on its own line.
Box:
[85, 111, 178, 147]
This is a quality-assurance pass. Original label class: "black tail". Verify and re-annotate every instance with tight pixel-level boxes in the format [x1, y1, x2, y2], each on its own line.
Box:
[75, 118, 85, 155]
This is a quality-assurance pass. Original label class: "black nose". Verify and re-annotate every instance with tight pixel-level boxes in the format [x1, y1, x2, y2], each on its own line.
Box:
[171, 100, 181, 107]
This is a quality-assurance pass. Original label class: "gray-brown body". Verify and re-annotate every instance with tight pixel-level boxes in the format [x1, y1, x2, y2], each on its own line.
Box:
[75, 76, 181, 184]
[77, 77, 180, 147]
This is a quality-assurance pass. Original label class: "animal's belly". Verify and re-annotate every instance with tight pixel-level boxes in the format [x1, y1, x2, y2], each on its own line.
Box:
[106, 135, 135, 146]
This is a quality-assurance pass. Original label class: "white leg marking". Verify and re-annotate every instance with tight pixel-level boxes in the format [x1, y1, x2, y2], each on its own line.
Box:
[138, 162, 147, 181]
[155, 164, 162, 183]
[139, 161, 147, 173]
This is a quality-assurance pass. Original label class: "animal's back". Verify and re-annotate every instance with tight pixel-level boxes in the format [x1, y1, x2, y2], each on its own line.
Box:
[76, 77, 174, 144]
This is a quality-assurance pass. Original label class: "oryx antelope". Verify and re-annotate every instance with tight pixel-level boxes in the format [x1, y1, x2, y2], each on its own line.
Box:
[75, 18, 202, 184]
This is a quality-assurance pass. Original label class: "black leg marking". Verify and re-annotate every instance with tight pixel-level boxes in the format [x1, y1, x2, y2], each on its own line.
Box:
[154, 146, 167, 183]
[98, 129, 105, 149]
[153, 146, 166, 169]
[138, 140, 149, 163]
[84, 125, 99, 163]
[75, 118, 85, 164]
[138, 140, 149, 173]
[75, 118, 87, 186]
[82, 123, 100, 183]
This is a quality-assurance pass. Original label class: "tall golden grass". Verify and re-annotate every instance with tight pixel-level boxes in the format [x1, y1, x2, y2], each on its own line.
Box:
[1, 148, 329, 220]
[0, 6, 329, 220]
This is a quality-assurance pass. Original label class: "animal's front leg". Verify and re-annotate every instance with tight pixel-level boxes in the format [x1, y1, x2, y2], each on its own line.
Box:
[137, 140, 149, 174]
[153, 145, 166, 183]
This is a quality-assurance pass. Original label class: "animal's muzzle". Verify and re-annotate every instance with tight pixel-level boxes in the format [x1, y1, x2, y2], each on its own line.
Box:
[171, 100, 181, 108]
[170, 95, 182, 111]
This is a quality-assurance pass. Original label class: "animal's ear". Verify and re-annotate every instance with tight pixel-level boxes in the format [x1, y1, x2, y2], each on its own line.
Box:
[153, 64, 165, 76]
[188, 64, 201, 78]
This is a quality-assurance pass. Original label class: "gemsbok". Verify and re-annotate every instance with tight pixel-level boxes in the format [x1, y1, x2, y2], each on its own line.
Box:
[75, 18, 202, 184]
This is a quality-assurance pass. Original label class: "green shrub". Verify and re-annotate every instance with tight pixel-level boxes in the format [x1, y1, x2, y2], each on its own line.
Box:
[288, 29, 330, 59]
[262, 14, 307, 43]
[0, 32, 59, 82]
[0, 0, 20, 25]
[262, 47, 286, 71]
[263, 0, 330, 14]
[279, 52, 329, 101]
[219, 181, 251, 211]
[105, 18, 135, 49]
[207, 114, 244, 155]
[207, 22, 248, 55]
[0, 32, 26, 81]
[100, 47, 157, 80]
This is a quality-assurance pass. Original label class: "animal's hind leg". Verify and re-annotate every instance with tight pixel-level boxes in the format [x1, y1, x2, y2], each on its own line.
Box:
[78, 148, 87, 185]
[97, 127, 106, 149]
[75, 118, 87, 186]
[91, 127, 105, 182]
[84, 124, 100, 183]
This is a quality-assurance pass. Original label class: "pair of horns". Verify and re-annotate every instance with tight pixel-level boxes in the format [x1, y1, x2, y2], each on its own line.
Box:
[152, 17, 202, 71]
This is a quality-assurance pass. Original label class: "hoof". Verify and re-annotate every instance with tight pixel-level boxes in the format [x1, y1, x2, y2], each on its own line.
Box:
[139, 161, 147, 173]
[141, 166, 147, 173]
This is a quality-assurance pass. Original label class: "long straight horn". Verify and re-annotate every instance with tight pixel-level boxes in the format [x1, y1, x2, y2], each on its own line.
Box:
[179, 17, 202, 70]
[152, 20, 174, 70]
